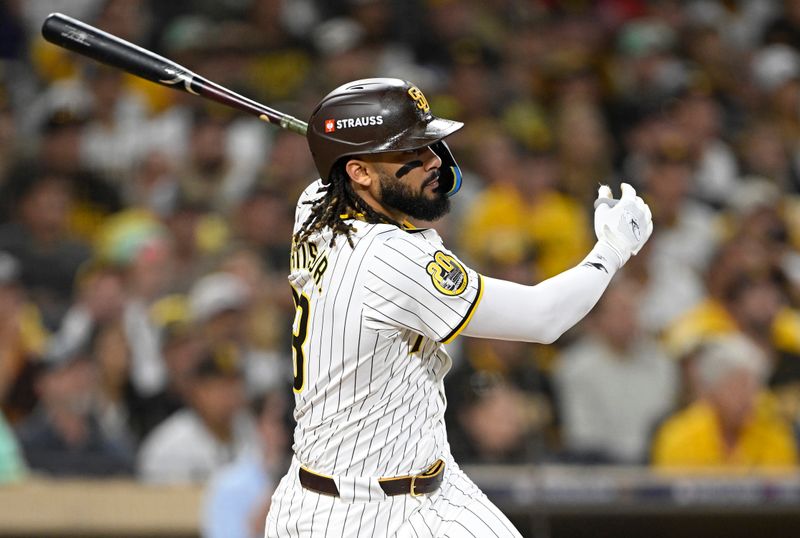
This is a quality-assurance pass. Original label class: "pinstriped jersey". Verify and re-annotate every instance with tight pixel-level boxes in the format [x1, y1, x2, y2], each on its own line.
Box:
[288, 179, 483, 478]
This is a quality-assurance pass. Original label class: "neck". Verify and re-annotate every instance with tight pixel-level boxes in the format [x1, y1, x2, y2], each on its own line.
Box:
[718, 417, 743, 453]
[351, 184, 405, 223]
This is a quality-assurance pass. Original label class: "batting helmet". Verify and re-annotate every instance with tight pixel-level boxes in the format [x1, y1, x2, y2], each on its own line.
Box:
[307, 78, 464, 196]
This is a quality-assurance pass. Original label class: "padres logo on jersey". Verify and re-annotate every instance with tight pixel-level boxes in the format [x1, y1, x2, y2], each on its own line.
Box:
[426, 251, 468, 296]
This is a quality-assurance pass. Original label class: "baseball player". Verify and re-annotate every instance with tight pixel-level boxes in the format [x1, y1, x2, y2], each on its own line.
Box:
[265, 78, 653, 537]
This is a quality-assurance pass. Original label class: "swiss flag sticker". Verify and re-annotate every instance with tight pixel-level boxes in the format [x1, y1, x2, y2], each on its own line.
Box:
[324, 119, 335, 133]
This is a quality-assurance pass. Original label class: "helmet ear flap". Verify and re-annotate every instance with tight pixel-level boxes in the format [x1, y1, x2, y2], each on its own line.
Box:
[430, 140, 462, 197]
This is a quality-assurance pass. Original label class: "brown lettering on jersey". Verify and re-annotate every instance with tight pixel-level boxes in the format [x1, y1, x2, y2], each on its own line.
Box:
[311, 256, 328, 288]
[291, 240, 329, 292]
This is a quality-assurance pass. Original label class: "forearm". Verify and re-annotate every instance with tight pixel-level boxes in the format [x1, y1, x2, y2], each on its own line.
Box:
[462, 242, 619, 343]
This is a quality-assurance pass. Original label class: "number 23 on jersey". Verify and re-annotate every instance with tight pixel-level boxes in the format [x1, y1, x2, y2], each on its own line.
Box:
[290, 287, 310, 393]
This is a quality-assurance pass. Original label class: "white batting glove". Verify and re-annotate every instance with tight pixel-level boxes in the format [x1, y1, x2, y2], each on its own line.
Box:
[593, 182, 653, 267]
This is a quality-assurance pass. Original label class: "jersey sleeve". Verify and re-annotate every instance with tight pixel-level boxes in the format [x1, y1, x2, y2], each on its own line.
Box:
[362, 234, 484, 343]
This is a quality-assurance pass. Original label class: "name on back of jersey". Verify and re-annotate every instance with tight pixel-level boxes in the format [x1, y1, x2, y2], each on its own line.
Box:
[291, 240, 329, 292]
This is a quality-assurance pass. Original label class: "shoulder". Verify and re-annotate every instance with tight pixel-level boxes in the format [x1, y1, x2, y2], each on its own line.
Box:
[368, 227, 447, 259]
[365, 229, 477, 303]
[293, 179, 327, 231]
[368, 229, 469, 281]
[297, 179, 326, 205]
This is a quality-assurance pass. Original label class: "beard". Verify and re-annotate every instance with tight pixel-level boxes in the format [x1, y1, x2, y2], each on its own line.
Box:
[377, 169, 450, 222]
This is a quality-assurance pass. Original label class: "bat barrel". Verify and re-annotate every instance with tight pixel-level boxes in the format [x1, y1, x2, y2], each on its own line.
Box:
[42, 13, 181, 85]
[41, 12, 309, 136]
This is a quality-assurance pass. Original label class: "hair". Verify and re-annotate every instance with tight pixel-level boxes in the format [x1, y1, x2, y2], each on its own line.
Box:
[696, 334, 767, 390]
[293, 159, 401, 247]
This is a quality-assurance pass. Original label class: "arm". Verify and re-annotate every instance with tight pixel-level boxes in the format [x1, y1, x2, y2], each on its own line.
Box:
[462, 183, 652, 344]
[462, 243, 618, 343]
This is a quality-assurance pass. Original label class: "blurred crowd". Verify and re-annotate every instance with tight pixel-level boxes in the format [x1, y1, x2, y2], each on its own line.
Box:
[3, 0, 800, 535]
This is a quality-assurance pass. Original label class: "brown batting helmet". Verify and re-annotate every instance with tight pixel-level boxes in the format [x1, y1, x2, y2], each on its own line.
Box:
[307, 78, 465, 196]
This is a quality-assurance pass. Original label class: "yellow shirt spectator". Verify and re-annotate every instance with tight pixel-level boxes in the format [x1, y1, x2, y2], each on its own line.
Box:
[652, 395, 797, 468]
[654, 333, 798, 470]
[461, 184, 590, 279]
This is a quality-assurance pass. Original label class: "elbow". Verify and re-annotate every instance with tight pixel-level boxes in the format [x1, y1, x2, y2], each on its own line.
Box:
[537, 327, 564, 345]
[534, 295, 596, 344]
[534, 313, 569, 344]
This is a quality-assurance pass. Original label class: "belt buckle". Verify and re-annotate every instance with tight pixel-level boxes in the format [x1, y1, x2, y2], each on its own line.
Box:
[410, 474, 423, 497]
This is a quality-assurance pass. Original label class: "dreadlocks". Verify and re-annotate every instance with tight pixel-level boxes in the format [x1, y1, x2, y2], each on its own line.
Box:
[293, 159, 401, 248]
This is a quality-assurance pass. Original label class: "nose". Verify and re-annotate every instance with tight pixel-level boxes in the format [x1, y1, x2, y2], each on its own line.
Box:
[423, 146, 442, 170]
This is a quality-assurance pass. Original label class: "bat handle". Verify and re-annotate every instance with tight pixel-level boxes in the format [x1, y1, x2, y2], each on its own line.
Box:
[278, 116, 309, 136]
[192, 75, 309, 136]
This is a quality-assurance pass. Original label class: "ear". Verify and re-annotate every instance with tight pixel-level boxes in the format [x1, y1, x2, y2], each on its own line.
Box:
[345, 159, 374, 189]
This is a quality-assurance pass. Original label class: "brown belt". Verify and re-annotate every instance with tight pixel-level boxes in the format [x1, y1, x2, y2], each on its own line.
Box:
[299, 459, 445, 498]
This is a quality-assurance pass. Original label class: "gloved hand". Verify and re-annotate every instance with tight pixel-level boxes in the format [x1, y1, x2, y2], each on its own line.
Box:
[593, 182, 653, 267]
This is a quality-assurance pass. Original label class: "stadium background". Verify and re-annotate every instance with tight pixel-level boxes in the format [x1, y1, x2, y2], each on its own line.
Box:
[2, 0, 800, 536]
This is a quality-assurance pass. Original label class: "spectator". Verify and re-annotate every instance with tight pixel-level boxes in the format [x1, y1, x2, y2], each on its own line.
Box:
[0, 165, 92, 328]
[0, 410, 25, 483]
[160, 191, 225, 294]
[642, 138, 720, 274]
[751, 44, 800, 153]
[0, 95, 19, 182]
[15, 346, 134, 477]
[150, 104, 268, 214]
[663, 236, 780, 359]
[130, 319, 203, 440]
[188, 271, 288, 395]
[94, 210, 176, 397]
[738, 121, 800, 194]
[447, 369, 534, 465]
[652, 333, 798, 468]
[0, 251, 48, 423]
[44, 261, 127, 372]
[79, 64, 150, 183]
[257, 131, 318, 200]
[137, 345, 258, 484]
[624, 140, 718, 333]
[219, 247, 292, 366]
[24, 107, 123, 240]
[202, 389, 292, 538]
[672, 85, 740, 208]
[554, 278, 678, 464]
[91, 320, 138, 450]
[460, 130, 591, 279]
[230, 187, 293, 274]
[555, 99, 615, 207]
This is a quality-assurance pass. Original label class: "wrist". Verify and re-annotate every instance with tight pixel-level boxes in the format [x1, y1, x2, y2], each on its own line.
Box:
[588, 240, 625, 272]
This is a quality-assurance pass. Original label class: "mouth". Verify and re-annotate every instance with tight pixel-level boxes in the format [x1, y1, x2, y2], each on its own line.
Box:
[423, 170, 440, 190]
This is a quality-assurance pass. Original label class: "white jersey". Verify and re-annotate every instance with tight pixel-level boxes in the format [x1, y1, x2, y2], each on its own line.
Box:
[288, 179, 484, 478]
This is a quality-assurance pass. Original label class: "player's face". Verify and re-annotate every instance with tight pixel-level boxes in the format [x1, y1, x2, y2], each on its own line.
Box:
[372, 146, 451, 221]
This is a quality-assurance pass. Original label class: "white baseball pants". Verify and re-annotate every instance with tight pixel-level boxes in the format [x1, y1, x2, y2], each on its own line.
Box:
[265, 455, 522, 537]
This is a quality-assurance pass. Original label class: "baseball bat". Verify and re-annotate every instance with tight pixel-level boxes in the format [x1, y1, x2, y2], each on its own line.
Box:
[41, 12, 309, 135]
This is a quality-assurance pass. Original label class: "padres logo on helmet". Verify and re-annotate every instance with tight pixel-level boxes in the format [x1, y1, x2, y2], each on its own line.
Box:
[407, 86, 430, 113]
[426, 251, 468, 296]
